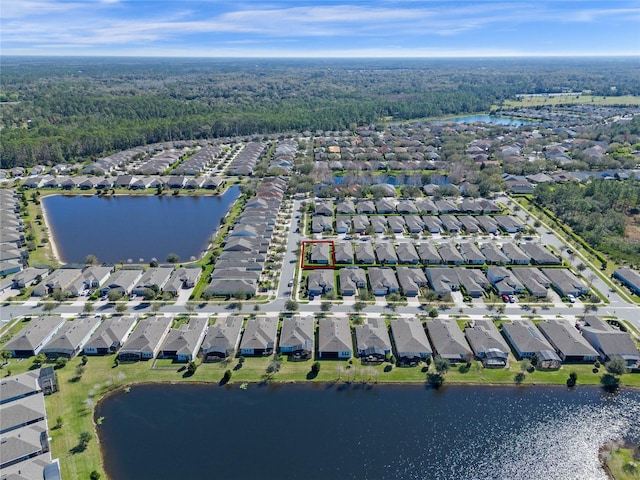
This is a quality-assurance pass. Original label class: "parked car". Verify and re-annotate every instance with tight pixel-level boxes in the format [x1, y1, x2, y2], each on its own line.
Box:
[508, 295, 516, 303]
[567, 294, 576, 303]
[502, 294, 510, 303]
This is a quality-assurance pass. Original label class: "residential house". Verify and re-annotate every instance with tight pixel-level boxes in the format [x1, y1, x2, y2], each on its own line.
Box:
[417, 243, 442, 264]
[464, 319, 511, 367]
[537, 319, 598, 363]
[404, 216, 425, 234]
[458, 216, 480, 234]
[376, 243, 398, 264]
[311, 216, 333, 233]
[41, 316, 101, 359]
[32, 268, 83, 297]
[201, 316, 243, 361]
[457, 268, 489, 298]
[310, 243, 331, 265]
[580, 316, 640, 368]
[369, 216, 387, 233]
[118, 316, 173, 361]
[439, 216, 462, 234]
[3, 316, 66, 357]
[502, 242, 530, 264]
[355, 243, 376, 264]
[339, 267, 367, 296]
[613, 268, 640, 296]
[540, 268, 589, 298]
[434, 200, 458, 214]
[416, 199, 437, 214]
[519, 243, 561, 265]
[279, 316, 314, 358]
[315, 201, 333, 216]
[68, 266, 113, 296]
[387, 216, 406, 234]
[240, 317, 278, 356]
[494, 215, 524, 233]
[308, 269, 335, 296]
[334, 242, 353, 264]
[376, 198, 395, 214]
[487, 267, 524, 295]
[426, 318, 472, 363]
[164, 267, 202, 296]
[356, 200, 376, 214]
[422, 216, 442, 234]
[352, 215, 370, 233]
[336, 200, 356, 215]
[390, 317, 432, 364]
[100, 269, 144, 296]
[426, 267, 460, 296]
[476, 216, 499, 235]
[335, 216, 352, 234]
[396, 200, 418, 214]
[396, 267, 428, 297]
[512, 268, 550, 298]
[159, 317, 208, 362]
[355, 317, 392, 361]
[132, 267, 174, 296]
[84, 316, 137, 355]
[206, 278, 258, 297]
[438, 243, 464, 265]
[501, 320, 561, 368]
[368, 267, 400, 296]
[396, 243, 419, 264]
[317, 317, 352, 359]
[458, 242, 485, 265]
[480, 243, 510, 265]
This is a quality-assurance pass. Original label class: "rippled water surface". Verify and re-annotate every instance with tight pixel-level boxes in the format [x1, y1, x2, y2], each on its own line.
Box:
[97, 384, 640, 480]
[42, 186, 239, 263]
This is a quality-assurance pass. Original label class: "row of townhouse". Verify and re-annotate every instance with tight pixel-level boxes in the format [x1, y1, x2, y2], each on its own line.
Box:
[22, 174, 226, 191]
[307, 263, 586, 300]
[0, 190, 28, 281]
[205, 176, 288, 298]
[312, 213, 524, 236]
[323, 240, 560, 266]
[0, 369, 61, 476]
[226, 142, 266, 175]
[10, 264, 201, 299]
[316, 198, 502, 216]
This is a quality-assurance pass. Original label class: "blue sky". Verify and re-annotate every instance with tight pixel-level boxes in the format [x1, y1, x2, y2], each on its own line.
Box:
[2, 1, 639, 57]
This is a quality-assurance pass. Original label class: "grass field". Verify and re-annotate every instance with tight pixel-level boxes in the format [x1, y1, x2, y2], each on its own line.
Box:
[2, 349, 638, 480]
[499, 94, 640, 108]
[603, 443, 640, 480]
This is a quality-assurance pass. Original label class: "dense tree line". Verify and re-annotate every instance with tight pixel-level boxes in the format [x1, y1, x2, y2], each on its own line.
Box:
[534, 179, 640, 264]
[1, 57, 639, 167]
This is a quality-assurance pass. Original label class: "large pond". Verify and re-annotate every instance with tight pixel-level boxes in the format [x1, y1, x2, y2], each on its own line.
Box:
[42, 186, 240, 264]
[435, 115, 536, 126]
[96, 384, 640, 480]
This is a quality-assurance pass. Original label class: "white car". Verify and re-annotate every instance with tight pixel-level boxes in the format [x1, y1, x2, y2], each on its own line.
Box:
[567, 294, 576, 303]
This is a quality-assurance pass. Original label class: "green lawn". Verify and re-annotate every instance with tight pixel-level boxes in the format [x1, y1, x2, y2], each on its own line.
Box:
[603, 444, 640, 480]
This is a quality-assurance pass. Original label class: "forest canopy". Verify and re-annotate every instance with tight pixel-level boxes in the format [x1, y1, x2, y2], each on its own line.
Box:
[1, 57, 640, 168]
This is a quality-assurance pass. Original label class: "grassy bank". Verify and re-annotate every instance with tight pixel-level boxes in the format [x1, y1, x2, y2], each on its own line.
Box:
[2, 350, 638, 480]
[602, 442, 640, 480]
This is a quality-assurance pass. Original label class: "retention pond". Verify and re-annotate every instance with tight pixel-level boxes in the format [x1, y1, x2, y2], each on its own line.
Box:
[96, 383, 640, 480]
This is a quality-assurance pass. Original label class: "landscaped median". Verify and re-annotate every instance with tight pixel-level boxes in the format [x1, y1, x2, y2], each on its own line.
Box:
[2, 351, 639, 479]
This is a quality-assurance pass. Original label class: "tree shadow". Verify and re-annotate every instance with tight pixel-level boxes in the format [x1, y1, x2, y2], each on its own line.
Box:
[306, 370, 318, 380]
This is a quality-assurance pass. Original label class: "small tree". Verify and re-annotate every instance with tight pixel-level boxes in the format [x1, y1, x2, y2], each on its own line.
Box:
[83, 302, 95, 314]
[427, 307, 438, 318]
[77, 431, 92, 452]
[84, 254, 99, 265]
[222, 370, 232, 383]
[166, 253, 180, 263]
[81, 355, 89, 366]
[75, 364, 86, 379]
[605, 357, 628, 376]
[33, 353, 47, 367]
[320, 301, 331, 312]
[55, 357, 68, 369]
[284, 300, 298, 311]
[434, 356, 450, 375]
[115, 302, 127, 314]
[353, 301, 367, 313]
[55, 416, 64, 429]
[0, 350, 11, 365]
[187, 361, 198, 375]
[107, 289, 123, 302]
[567, 371, 578, 387]
[311, 361, 321, 375]
[90, 471, 101, 480]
